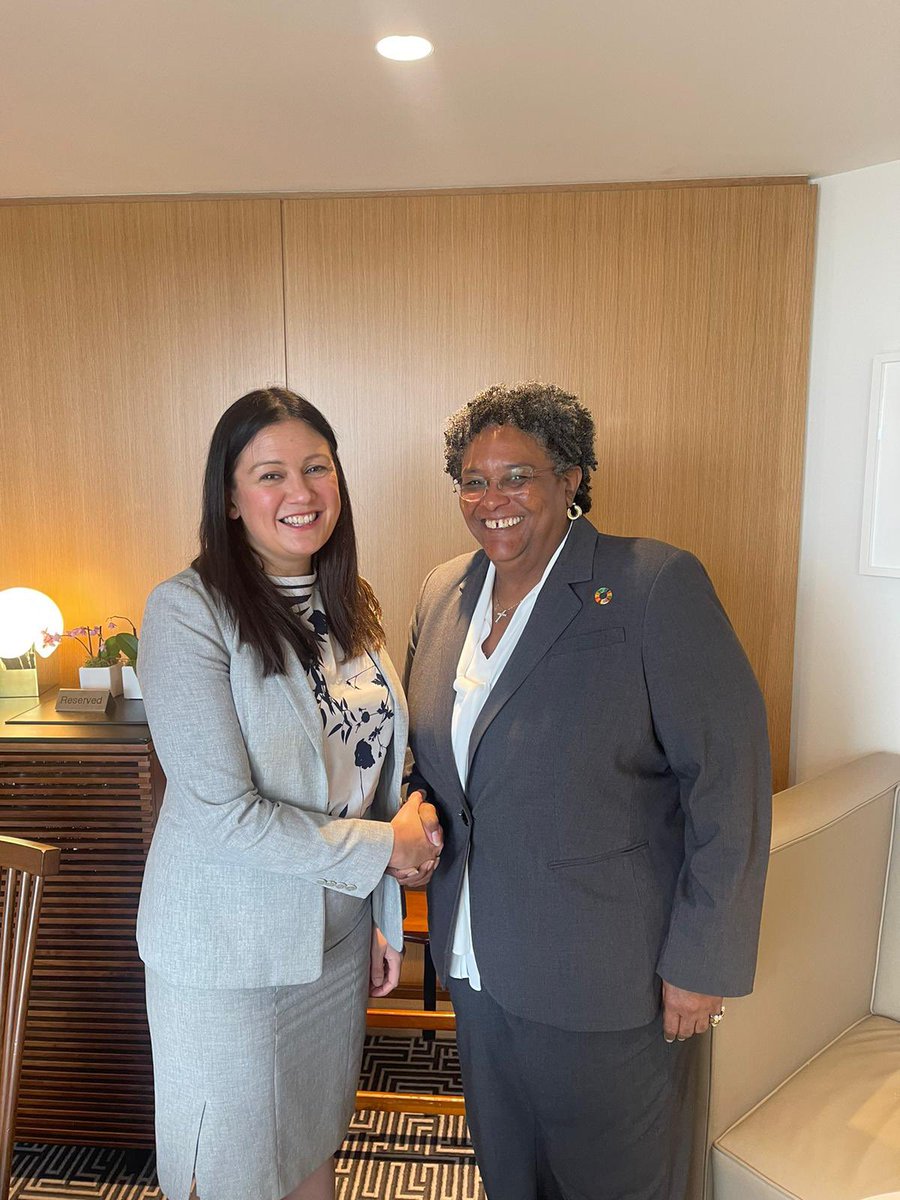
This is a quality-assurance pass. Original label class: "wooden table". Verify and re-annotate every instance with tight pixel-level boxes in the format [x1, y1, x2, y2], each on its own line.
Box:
[0, 693, 163, 1146]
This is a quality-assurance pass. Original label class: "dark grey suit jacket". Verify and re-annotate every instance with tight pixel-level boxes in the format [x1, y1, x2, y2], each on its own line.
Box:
[405, 517, 771, 1032]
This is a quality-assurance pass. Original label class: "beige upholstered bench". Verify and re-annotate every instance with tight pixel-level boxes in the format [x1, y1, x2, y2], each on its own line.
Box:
[705, 753, 900, 1199]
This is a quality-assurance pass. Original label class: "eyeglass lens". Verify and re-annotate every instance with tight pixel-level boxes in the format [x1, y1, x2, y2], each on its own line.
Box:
[457, 468, 542, 499]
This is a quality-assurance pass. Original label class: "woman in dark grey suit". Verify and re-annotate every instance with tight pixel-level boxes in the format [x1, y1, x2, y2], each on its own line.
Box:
[403, 382, 771, 1200]
[137, 388, 442, 1200]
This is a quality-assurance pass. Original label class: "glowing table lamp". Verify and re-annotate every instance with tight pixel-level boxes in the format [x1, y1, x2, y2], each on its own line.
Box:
[0, 588, 64, 697]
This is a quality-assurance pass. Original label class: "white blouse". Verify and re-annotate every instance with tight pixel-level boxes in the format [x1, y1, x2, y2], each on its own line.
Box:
[448, 529, 571, 989]
[271, 574, 394, 821]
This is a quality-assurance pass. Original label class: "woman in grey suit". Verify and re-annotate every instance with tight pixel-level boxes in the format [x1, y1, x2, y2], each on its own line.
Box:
[403, 382, 771, 1200]
[137, 388, 442, 1200]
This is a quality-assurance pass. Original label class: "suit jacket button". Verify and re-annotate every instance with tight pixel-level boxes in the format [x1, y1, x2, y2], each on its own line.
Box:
[459, 809, 470, 826]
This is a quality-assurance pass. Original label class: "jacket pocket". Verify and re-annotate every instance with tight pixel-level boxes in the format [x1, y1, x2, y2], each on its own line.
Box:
[549, 626, 626, 656]
[548, 839, 649, 870]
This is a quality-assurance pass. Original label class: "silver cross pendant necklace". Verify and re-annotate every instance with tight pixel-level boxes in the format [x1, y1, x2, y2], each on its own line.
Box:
[492, 599, 521, 623]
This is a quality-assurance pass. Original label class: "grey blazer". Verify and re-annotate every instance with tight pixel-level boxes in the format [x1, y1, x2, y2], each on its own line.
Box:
[136, 568, 404, 989]
[405, 517, 772, 1032]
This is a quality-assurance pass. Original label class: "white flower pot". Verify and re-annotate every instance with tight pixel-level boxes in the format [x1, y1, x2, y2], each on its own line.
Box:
[121, 665, 142, 700]
[79, 664, 123, 696]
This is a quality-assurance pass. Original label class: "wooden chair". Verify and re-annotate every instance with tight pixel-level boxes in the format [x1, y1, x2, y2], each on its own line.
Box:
[397, 890, 439, 1037]
[0, 835, 60, 1198]
[360, 890, 464, 1116]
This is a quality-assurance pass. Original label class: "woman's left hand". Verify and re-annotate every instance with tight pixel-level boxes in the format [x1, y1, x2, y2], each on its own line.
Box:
[369, 926, 403, 997]
[661, 980, 724, 1041]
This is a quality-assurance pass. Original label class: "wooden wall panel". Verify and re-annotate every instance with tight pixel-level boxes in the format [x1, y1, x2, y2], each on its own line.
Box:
[0, 184, 815, 787]
[283, 184, 817, 788]
[0, 199, 285, 682]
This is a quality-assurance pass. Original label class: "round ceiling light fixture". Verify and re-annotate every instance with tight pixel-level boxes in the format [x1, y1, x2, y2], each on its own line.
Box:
[375, 35, 434, 61]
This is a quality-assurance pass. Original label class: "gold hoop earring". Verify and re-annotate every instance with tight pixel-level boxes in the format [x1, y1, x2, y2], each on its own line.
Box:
[567, 503, 583, 522]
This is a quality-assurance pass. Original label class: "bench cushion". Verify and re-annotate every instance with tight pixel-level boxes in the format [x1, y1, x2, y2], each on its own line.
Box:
[712, 1015, 900, 1200]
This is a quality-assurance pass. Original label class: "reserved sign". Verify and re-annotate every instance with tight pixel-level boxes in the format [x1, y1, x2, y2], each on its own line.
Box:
[55, 689, 113, 713]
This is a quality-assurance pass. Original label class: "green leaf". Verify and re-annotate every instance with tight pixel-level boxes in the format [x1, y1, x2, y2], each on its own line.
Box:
[104, 632, 139, 666]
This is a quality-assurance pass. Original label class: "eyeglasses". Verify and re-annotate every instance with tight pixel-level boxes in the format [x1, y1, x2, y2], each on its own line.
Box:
[453, 466, 558, 502]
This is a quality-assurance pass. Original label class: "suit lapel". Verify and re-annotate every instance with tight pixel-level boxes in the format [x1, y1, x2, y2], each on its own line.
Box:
[371, 645, 408, 804]
[467, 519, 598, 776]
[431, 555, 488, 803]
[373, 646, 407, 733]
[276, 647, 325, 755]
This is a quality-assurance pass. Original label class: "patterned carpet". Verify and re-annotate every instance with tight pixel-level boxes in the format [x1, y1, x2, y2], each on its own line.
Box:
[10, 1035, 485, 1200]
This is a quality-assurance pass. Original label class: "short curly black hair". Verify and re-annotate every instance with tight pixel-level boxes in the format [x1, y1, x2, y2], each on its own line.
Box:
[444, 381, 598, 514]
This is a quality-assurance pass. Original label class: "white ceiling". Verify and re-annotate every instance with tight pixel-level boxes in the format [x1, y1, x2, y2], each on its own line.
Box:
[3, 0, 899, 199]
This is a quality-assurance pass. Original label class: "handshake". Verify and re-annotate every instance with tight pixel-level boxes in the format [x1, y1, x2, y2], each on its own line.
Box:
[386, 791, 443, 888]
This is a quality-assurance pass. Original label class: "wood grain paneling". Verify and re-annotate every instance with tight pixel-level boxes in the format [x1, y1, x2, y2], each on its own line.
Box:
[283, 185, 817, 787]
[0, 199, 285, 683]
[0, 184, 815, 787]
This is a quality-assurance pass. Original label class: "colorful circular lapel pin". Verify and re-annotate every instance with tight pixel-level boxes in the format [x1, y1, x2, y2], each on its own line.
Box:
[594, 587, 613, 605]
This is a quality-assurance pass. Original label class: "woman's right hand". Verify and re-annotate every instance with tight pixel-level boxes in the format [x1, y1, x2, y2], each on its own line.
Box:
[388, 792, 443, 873]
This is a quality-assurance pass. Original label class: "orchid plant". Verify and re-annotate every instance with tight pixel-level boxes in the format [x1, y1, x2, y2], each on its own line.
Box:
[42, 616, 138, 668]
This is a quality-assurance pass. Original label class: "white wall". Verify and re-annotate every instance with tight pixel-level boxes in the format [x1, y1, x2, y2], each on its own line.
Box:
[792, 159, 900, 783]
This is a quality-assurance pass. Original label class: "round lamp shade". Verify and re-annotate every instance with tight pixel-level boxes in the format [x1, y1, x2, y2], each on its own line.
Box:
[0, 588, 64, 658]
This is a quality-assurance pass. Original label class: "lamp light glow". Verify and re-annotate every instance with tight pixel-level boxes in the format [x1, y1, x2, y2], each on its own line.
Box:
[375, 35, 434, 61]
[0, 588, 63, 659]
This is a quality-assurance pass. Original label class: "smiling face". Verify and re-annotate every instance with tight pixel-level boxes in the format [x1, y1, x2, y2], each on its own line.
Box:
[458, 424, 582, 578]
[228, 418, 341, 576]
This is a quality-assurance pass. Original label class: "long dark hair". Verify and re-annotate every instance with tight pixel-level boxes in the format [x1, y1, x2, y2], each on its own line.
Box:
[193, 387, 383, 675]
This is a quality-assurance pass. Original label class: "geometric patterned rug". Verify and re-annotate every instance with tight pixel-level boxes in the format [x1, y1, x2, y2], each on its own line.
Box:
[10, 1035, 486, 1200]
[339, 1033, 482, 1199]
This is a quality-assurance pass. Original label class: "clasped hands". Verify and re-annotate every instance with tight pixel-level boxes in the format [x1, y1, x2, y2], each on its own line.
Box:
[370, 792, 443, 999]
[386, 790, 443, 888]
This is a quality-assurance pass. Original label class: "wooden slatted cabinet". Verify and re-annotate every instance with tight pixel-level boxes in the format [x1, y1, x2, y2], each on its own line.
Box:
[0, 702, 163, 1146]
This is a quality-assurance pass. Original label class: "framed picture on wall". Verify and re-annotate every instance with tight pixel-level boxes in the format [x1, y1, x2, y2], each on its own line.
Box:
[860, 351, 900, 577]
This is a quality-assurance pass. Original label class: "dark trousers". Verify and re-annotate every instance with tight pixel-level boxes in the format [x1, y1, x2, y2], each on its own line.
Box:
[449, 979, 684, 1200]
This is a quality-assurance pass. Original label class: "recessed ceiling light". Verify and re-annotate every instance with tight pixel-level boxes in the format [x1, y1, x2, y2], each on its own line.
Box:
[375, 35, 434, 62]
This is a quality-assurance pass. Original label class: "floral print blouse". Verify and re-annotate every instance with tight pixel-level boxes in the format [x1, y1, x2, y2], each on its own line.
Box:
[271, 574, 394, 820]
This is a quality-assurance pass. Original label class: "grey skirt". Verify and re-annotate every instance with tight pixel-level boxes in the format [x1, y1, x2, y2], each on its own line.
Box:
[145, 906, 371, 1200]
